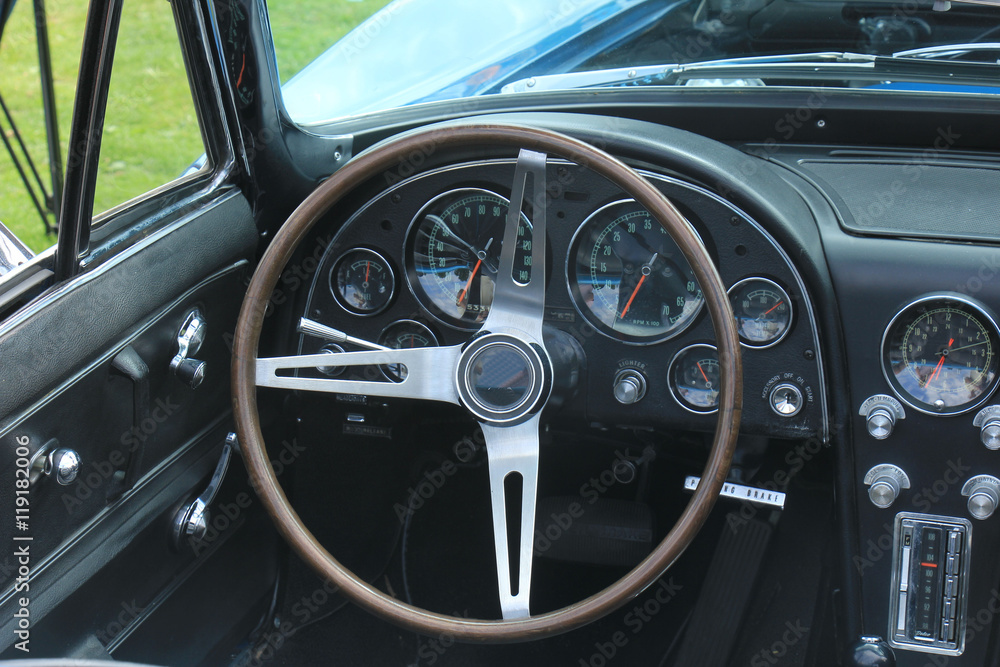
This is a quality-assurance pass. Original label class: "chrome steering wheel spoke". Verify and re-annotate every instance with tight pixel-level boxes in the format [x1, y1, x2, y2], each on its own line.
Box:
[480, 149, 548, 341]
[482, 416, 541, 619]
[255, 345, 462, 404]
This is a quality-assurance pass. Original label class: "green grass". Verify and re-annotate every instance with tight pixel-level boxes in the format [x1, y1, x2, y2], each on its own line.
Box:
[0, 0, 391, 253]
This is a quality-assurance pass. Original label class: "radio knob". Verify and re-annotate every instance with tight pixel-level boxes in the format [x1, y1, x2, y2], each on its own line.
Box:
[962, 475, 1000, 520]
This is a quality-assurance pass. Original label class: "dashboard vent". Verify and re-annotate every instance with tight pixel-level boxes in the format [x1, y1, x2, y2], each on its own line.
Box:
[798, 160, 1000, 242]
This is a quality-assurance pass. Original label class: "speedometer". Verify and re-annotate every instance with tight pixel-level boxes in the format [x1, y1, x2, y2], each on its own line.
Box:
[882, 294, 1000, 415]
[567, 200, 703, 343]
[405, 188, 531, 329]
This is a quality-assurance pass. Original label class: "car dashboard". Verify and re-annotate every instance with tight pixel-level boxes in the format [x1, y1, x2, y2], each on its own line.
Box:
[270, 108, 1000, 665]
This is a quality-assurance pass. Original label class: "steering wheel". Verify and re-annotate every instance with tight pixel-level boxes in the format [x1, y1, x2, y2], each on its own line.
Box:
[232, 123, 742, 642]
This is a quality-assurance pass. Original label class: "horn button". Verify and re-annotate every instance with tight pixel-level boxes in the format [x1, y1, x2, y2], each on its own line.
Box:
[457, 334, 550, 424]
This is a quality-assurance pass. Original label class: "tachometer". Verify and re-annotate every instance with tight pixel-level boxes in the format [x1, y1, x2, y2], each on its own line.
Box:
[405, 188, 531, 329]
[882, 295, 1000, 415]
[568, 200, 703, 343]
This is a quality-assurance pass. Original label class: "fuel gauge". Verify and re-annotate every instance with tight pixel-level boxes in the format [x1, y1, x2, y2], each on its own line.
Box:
[377, 320, 439, 381]
[669, 344, 720, 413]
[728, 278, 793, 348]
[330, 248, 396, 315]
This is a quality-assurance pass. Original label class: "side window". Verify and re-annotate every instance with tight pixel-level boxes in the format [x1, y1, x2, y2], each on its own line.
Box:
[93, 0, 206, 222]
[0, 0, 205, 257]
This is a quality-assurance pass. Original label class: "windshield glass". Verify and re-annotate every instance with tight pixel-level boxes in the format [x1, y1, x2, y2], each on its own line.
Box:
[269, 0, 1000, 125]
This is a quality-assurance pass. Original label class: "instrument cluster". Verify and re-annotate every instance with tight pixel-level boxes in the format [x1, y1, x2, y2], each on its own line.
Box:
[298, 158, 825, 438]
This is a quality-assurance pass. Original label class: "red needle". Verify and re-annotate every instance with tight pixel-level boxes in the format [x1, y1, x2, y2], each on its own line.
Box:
[762, 300, 784, 317]
[619, 274, 647, 319]
[458, 259, 483, 306]
[696, 361, 710, 384]
[365, 261, 370, 283]
[926, 338, 955, 386]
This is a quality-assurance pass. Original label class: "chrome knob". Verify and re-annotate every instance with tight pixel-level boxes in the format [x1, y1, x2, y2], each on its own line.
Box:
[864, 464, 910, 509]
[860, 395, 905, 440]
[973, 406, 1000, 450]
[613, 370, 646, 405]
[171, 309, 208, 389]
[173, 357, 206, 389]
[49, 448, 80, 485]
[869, 476, 900, 508]
[981, 419, 1000, 451]
[769, 383, 803, 417]
[866, 408, 895, 440]
[962, 475, 1000, 520]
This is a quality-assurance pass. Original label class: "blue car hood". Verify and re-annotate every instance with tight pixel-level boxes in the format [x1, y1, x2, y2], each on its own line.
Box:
[280, 0, 657, 125]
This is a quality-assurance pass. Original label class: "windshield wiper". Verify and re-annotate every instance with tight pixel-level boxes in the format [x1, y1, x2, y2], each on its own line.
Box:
[893, 42, 1000, 59]
[501, 50, 1000, 94]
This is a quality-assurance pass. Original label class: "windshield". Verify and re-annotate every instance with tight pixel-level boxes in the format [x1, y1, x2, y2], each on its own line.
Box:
[270, 0, 1000, 125]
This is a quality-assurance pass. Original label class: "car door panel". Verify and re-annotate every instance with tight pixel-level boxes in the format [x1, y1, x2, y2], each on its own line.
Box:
[0, 189, 277, 660]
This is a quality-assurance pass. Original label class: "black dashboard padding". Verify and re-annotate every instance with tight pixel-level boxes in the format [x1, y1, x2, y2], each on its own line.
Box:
[800, 160, 1000, 241]
[0, 191, 255, 427]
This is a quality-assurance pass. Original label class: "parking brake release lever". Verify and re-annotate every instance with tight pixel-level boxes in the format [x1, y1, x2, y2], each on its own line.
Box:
[172, 432, 238, 550]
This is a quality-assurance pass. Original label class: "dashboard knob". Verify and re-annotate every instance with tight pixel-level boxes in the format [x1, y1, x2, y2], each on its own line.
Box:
[972, 406, 1000, 450]
[961, 475, 1000, 520]
[613, 369, 646, 405]
[863, 464, 910, 509]
[982, 420, 1000, 450]
[859, 395, 905, 440]
[866, 408, 895, 440]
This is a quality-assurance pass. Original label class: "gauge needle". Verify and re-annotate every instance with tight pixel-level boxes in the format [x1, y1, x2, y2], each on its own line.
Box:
[619, 253, 658, 320]
[696, 361, 710, 384]
[760, 300, 784, 318]
[458, 258, 483, 306]
[926, 337, 955, 386]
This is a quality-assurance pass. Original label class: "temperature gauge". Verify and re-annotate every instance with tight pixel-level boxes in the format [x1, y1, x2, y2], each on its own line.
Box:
[330, 248, 396, 315]
[728, 278, 793, 348]
[377, 320, 439, 381]
[669, 344, 721, 413]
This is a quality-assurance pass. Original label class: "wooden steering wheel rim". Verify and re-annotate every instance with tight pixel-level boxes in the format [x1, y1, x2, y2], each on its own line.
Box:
[232, 123, 742, 643]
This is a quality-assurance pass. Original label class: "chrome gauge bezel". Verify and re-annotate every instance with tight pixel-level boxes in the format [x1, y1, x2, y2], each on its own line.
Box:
[727, 277, 794, 349]
[668, 343, 721, 414]
[880, 293, 1000, 416]
[402, 187, 532, 331]
[328, 247, 396, 317]
[377, 319, 439, 382]
[565, 198, 706, 345]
